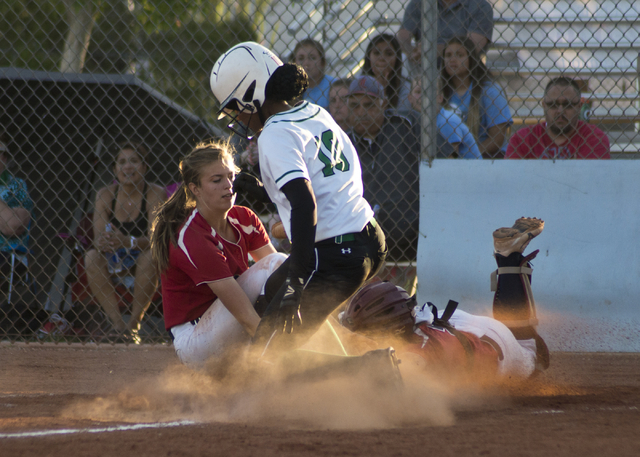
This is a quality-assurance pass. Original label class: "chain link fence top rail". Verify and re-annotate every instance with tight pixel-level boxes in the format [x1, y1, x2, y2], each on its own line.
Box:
[0, 0, 638, 344]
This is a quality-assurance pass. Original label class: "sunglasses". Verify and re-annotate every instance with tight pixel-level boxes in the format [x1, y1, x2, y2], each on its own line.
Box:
[543, 100, 580, 110]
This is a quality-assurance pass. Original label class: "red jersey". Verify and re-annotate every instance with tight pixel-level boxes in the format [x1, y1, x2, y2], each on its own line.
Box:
[506, 121, 610, 159]
[404, 322, 499, 376]
[161, 206, 270, 329]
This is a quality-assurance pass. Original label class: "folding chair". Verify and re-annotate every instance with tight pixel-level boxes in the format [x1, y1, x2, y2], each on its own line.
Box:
[0, 221, 43, 336]
[41, 212, 164, 340]
[1, 246, 34, 305]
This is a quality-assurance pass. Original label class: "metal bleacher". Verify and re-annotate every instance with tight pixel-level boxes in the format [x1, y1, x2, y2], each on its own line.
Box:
[490, 0, 640, 156]
[265, 0, 407, 76]
[265, 0, 640, 157]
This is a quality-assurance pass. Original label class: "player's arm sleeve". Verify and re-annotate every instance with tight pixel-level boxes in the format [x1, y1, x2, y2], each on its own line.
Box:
[281, 178, 317, 281]
[468, 0, 495, 40]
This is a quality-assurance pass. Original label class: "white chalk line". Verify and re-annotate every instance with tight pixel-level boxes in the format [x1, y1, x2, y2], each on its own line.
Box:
[0, 393, 56, 398]
[530, 405, 639, 415]
[0, 420, 196, 439]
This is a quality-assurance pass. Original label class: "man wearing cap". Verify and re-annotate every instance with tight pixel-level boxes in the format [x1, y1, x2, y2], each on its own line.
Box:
[345, 75, 420, 262]
[0, 133, 33, 255]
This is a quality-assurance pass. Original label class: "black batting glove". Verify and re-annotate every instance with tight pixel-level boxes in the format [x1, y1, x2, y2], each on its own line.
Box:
[278, 277, 304, 334]
[233, 172, 271, 203]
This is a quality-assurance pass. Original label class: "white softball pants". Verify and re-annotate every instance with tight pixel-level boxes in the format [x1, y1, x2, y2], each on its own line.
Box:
[171, 253, 287, 368]
[450, 310, 537, 378]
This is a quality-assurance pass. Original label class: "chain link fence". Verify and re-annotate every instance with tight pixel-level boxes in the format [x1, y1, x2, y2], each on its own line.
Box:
[0, 0, 638, 344]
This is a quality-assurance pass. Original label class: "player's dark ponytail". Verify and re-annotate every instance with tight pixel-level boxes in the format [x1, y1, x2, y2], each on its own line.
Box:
[265, 63, 309, 102]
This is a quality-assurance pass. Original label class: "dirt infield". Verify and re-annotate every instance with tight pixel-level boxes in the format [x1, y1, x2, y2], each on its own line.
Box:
[1, 344, 639, 457]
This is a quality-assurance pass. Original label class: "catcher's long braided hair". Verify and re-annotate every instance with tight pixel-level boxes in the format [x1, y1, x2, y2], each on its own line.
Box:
[150, 139, 238, 273]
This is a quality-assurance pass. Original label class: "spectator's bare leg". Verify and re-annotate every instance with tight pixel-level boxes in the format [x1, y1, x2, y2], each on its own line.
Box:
[129, 249, 157, 331]
[85, 248, 126, 331]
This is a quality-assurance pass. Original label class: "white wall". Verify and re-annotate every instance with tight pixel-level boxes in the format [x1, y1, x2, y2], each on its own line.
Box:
[417, 159, 640, 352]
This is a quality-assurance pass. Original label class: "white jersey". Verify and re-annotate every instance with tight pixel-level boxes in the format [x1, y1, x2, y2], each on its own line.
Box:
[258, 101, 374, 242]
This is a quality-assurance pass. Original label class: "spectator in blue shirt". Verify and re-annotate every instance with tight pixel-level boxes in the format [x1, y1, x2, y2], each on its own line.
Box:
[0, 132, 33, 254]
[292, 39, 336, 109]
[441, 36, 512, 158]
[408, 78, 481, 159]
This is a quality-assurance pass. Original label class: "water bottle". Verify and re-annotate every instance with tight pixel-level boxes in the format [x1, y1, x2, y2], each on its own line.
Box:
[105, 223, 122, 274]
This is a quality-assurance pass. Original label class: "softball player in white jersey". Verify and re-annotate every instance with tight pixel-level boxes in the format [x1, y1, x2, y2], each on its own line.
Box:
[211, 42, 387, 355]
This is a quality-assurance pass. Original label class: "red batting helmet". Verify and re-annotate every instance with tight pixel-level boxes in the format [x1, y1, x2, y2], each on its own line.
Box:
[341, 280, 416, 336]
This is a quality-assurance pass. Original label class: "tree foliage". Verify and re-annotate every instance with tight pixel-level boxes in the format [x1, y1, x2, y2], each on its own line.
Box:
[1, 0, 259, 123]
[0, 0, 69, 71]
[141, 14, 257, 122]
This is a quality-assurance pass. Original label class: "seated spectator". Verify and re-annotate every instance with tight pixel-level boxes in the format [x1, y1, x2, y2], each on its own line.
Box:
[506, 77, 611, 159]
[0, 133, 32, 256]
[408, 78, 482, 159]
[397, 0, 494, 77]
[84, 141, 166, 342]
[345, 76, 420, 262]
[0, 132, 40, 335]
[362, 34, 413, 114]
[328, 78, 351, 130]
[441, 36, 512, 158]
[292, 39, 336, 109]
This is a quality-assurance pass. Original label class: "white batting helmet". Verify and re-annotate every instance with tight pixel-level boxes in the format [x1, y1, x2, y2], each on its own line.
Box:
[210, 42, 283, 120]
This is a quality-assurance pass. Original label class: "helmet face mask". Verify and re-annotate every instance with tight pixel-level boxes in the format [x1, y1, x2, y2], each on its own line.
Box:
[210, 42, 283, 139]
[223, 106, 259, 140]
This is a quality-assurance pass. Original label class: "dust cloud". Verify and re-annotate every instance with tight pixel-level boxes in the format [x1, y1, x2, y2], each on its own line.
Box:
[62, 349, 460, 430]
[62, 315, 540, 430]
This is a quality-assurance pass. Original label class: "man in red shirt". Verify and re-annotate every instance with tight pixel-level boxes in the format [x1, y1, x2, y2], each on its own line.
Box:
[506, 77, 610, 159]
